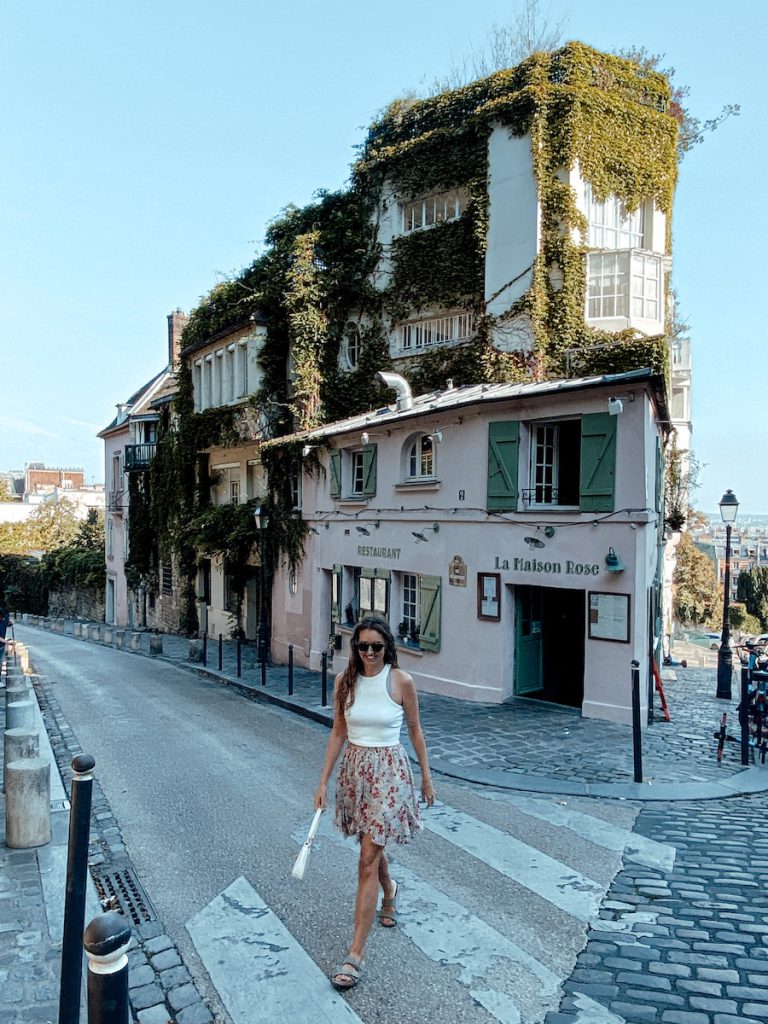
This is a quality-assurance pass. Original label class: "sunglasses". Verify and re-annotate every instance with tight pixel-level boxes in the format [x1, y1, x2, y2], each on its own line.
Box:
[355, 641, 385, 653]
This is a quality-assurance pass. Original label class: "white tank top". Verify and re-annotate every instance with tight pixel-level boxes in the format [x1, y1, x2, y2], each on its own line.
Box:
[345, 665, 403, 747]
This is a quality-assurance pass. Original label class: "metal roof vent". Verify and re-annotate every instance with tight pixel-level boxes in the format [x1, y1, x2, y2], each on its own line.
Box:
[376, 371, 413, 412]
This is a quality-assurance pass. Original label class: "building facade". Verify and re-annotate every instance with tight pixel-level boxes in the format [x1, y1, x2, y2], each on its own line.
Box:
[270, 369, 668, 725]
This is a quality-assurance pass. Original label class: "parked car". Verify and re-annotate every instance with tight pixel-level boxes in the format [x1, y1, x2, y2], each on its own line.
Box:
[698, 632, 736, 650]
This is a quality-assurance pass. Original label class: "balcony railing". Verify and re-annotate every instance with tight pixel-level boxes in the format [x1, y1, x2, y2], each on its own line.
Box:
[124, 443, 157, 471]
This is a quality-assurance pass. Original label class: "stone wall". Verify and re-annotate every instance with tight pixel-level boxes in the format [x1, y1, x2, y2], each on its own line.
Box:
[48, 588, 105, 622]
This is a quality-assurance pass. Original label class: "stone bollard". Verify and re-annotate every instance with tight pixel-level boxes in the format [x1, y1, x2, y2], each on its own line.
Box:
[5, 758, 51, 848]
[129, 633, 142, 653]
[22, 613, 29, 625]
[90, 624, 102, 643]
[5, 684, 30, 708]
[115, 629, 125, 649]
[29, 615, 38, 627]
[188, 639, 203, 663]
[149, 635, 163, 657]
[102, 626, 113, 645]
[7, 700, 35, 730]
[3, 728, 39, 793]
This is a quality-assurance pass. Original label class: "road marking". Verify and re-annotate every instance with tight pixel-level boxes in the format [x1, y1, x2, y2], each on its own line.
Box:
[293, 814, 570, 1024]
[476, 791, 677, 872]
[424, 803, 606, 922]
[571, 991, 626, 1023]
[186, 876, 363, 1024]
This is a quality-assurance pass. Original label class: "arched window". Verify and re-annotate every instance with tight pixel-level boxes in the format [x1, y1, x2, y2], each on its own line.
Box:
[342, 323, 361, 370]
[405, 434, 434, 480]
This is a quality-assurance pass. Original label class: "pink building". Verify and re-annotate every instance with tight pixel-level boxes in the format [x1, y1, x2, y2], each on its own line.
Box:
[271, 368, 668, 726]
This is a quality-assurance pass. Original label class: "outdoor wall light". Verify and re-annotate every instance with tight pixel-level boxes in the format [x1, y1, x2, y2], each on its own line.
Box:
[308, 527, 320, 535]
[412, 523, 440, 543]
[607, 397, 624, 416]
[524, 536, 546, 550]
[430, 429, 443, 443]
[355, 521, 380, 536]
[605, 547, 625, 573]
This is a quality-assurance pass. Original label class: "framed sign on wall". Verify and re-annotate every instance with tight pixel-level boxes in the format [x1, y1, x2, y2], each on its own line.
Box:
[477, 572, 501, 621]
[588, 591, 630, 643]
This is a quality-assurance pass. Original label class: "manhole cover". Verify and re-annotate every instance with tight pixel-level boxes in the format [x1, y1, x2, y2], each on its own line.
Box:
[91, 866, 157, 925]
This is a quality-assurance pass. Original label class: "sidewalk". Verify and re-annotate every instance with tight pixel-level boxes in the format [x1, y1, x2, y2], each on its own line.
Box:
[18, 615, 768, 801]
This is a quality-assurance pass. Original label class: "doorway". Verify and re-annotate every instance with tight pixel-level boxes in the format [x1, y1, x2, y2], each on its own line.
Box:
[514, 586, 585, 708]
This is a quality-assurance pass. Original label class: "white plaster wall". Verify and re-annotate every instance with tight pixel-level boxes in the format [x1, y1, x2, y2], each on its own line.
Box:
[102, 430, 129, 627]
[484, 126, 539, 322]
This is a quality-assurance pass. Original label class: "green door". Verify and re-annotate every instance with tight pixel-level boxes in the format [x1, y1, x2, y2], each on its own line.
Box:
[515, 586, 543, 695]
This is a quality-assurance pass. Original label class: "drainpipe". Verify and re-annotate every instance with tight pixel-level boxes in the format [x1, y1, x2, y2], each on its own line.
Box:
[376, 371, 413, 412]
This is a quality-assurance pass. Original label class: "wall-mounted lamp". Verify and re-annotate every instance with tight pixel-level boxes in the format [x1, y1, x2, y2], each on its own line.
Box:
[430, 429, 443, 443]
[308, 527, 320, 536]
[360, 432, 370, 446]
[541, 525, 555, 539]
[524, 536, 546, 550]
[412, 523, 440, 543]
[355, 521, 380, 536]
[608, 392, 635, 416]
[301, 444, 316, 458]
[605, 547, 625, 573]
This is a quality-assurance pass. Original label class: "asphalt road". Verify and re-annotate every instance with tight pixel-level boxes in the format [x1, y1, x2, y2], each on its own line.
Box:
[25, 628, 651, 1024]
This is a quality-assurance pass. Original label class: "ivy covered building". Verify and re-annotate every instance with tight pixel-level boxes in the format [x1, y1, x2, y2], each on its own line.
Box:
[108, 43, 685, 719]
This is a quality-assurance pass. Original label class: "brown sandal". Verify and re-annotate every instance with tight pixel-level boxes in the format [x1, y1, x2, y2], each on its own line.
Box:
[379, 880, 399, 927]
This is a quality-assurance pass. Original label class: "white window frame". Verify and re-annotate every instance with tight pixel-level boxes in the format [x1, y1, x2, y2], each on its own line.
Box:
[400, 188, 467, 234]
[402, 573, 419, 635]
[406, 435, 434, 481]
[399, 311, 474, 353]
[526, 420, 581, 509]
[587, 250, 662, 322]
[350, 450, 366, 496]
[586, 185, 645, 249]
[342, 324, 361, 370]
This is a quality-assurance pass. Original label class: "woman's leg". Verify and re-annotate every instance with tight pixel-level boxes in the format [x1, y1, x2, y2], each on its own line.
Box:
[348, 834, 384, 960]
[377, 851, 397, 925]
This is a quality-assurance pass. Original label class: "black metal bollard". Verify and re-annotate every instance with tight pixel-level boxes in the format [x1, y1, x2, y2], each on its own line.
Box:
[288, 645, 294, 696]
[84, 911, 131, 1024]
[321, 651, 328, 707]
[741, 665, 751, 766]
[236, 635, 242, 678]
[261, 648, 267, 686]
[631, 660, 643, 783]
[218, 633, 223, 672]
[202, 633, 208, 668]
[59, 753, 97, 1024]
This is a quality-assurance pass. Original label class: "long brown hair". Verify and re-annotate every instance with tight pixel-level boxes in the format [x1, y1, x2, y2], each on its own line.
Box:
[335, 616, 398, 717]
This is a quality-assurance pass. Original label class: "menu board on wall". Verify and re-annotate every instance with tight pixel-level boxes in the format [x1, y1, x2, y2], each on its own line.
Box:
[588, 592, 630, 643]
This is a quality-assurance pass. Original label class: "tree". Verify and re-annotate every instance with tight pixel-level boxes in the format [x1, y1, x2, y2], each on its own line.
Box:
[28, 498, 79, 552]
[0, 479, 13, 502]
[737, 567, 768, 630]
[428, 0, 566, 92]
[74, 509, 105, 551]
[673, 532, 720, 627]
[729, 602, 762, 637]
[614, 47, 739, 160]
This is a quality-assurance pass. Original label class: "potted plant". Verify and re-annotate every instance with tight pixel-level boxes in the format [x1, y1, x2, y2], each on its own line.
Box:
[409, 623, 421, 644]
[397, 621, 409, 640]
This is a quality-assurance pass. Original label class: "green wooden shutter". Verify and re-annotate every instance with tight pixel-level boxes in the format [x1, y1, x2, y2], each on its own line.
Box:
[362, 444, 377, 497]
[329, 451, 341, 498]
[487, 421, 519, 510]
[579, 413, 617, 512]
[419, 575, 442, 652]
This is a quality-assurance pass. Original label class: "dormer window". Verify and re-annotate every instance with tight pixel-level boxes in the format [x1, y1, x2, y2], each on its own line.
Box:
[400, 188, 468, 234]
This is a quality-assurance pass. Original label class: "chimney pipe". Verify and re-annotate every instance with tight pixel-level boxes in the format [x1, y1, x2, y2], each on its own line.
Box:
[376, 371, 413, 412]
[167, 308, 189, 370]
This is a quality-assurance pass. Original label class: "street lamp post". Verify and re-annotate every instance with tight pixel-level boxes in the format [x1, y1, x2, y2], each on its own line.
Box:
[716, 489, 739, 700]
[254, 507, 270, 665]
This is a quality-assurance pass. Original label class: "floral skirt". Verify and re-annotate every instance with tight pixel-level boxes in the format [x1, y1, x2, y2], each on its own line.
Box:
[335, 743, 422, 847]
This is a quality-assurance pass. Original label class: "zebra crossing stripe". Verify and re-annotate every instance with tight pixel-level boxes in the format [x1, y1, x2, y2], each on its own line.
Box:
[186, 875, 363, 1024]
[424, 804, 606, 922]
[476, 792, 676, 872]
[571, 991, 626, 1023]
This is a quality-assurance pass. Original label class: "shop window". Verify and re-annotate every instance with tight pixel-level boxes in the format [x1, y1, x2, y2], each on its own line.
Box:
[397, 573, 442, 652]
[350, 567, 390, 622]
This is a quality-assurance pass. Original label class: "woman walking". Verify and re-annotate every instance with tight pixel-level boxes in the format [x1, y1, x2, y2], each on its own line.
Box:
[314, 616, 435, 990]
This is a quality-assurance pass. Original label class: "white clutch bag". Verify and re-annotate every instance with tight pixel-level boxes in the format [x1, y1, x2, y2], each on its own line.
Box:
[291, 808, 323, 880]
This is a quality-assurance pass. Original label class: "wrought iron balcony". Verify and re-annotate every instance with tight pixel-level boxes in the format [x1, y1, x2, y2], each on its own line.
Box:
[124, 443, 157, 471]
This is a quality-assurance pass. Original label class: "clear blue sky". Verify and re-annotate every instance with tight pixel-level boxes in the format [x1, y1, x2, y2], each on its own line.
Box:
[1, 1, 763, 512]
